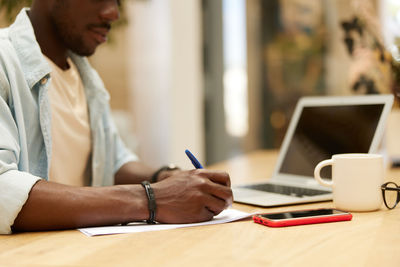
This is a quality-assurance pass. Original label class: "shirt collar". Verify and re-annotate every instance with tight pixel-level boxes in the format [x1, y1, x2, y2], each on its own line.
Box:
[8, 8, 52, 89]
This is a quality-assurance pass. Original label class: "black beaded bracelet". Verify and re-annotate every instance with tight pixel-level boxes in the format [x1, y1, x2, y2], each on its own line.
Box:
[150, 164, 180, 183]
[141, 181, 157, 224]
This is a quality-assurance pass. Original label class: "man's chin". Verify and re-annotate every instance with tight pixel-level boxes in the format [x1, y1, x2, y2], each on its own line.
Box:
[71, 45, 97, 57]
[75, 49, 96, 57]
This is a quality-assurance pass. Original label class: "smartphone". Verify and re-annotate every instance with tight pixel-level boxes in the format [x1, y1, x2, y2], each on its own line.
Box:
[253, 208, 352, 227]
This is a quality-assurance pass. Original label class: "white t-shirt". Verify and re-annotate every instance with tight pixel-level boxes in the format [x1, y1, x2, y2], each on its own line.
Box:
[46, 57, 92, 186]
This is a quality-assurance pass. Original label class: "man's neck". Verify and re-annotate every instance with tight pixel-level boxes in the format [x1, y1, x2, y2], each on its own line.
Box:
[28, 8, 70, 70]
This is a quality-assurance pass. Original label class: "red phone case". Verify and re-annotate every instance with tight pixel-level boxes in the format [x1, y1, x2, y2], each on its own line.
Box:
[253, 209, 352, 227]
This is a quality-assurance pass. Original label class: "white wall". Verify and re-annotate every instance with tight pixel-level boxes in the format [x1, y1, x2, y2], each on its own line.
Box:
[127, 0, 204, 169]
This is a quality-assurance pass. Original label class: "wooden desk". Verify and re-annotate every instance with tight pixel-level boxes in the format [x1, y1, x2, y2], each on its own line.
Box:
[1, 150, 400, 267]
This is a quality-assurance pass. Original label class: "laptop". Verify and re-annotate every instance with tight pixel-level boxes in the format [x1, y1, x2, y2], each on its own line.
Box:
[233, 94, 394, 207]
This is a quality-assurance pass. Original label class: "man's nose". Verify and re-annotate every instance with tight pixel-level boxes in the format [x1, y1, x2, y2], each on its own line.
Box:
[99, 1, 120, 23]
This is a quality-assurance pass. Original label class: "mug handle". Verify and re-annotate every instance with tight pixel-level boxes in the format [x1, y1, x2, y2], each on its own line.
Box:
[314, 159, 334, 188]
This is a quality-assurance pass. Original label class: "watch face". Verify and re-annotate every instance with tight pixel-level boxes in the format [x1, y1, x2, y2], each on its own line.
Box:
[167, 164, 179, 170]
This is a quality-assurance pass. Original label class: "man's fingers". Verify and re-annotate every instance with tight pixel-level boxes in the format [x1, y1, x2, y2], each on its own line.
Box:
[199, 207, 215, 221]
[202, 179, 233, 206]
[203, 194, 228, 215]
[190, 170, 233, 208]
[153, 169, 233, 224]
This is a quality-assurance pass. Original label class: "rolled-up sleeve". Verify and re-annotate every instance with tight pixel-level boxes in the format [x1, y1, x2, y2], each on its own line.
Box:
[0, 81, 41, 234]
[0, 170, 41, 234]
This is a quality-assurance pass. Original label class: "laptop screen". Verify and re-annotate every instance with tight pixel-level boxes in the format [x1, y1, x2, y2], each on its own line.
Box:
[278, 104, 385, 179]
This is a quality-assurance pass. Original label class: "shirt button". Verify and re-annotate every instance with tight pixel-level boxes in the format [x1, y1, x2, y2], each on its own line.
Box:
[40, 78, 48, 85]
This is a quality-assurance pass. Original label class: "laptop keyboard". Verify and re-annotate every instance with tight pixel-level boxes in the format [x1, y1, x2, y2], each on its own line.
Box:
[242, 183, 330, 198]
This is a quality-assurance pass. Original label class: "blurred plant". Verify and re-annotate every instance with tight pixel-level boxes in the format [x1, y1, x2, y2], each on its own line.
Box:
[340, 0, 400, 103]
[341, 15, 397, 97]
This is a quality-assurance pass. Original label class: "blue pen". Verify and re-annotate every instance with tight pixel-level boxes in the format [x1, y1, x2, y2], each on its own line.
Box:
[185, 149, 204, 169]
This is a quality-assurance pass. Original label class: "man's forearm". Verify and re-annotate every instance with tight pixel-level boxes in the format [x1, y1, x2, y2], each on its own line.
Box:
[12, 168, 233, 232]
[114, 161, 156, 185]
[115, 161, 182, 185]
[12, 180, 149, 232]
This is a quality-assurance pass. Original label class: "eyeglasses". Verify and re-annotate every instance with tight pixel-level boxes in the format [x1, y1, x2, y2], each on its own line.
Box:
[381, 182, 400, 209]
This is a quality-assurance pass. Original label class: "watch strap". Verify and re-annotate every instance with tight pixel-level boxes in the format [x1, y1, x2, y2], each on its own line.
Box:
[150, 164, 179, 183]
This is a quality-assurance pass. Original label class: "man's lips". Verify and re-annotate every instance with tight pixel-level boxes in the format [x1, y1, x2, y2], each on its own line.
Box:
[89, 26, 110, 43]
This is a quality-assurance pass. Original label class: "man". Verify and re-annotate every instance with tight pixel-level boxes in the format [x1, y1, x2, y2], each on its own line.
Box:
[0, 0, 232, 234]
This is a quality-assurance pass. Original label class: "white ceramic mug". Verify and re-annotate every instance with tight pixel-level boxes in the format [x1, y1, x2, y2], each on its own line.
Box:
[314, 153, 383, 212]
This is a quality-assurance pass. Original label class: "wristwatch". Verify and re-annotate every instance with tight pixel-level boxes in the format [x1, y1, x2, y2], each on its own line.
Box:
[150, 164, 180, 183]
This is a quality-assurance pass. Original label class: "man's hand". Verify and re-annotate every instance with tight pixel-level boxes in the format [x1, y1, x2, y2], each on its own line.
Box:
[151, 169, 233, 223]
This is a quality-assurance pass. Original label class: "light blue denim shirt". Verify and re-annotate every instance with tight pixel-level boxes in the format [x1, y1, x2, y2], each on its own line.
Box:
[0, 9, 138, 234]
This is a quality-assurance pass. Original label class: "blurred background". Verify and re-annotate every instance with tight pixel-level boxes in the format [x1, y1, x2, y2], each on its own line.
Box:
[1, 0, 400, 169]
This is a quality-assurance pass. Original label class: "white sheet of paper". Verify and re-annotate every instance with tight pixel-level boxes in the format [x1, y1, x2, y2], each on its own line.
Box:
[79, 208, 255, 237]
